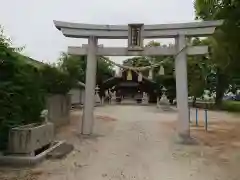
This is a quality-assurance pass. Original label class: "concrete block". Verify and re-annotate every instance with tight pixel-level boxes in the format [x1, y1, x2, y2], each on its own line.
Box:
[8, 122, 54, 155]
[0, 141, 65, 167]
[47, 94, 71, 128]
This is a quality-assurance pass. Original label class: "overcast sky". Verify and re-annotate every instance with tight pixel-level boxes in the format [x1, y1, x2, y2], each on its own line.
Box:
[0, 0, 195, 63]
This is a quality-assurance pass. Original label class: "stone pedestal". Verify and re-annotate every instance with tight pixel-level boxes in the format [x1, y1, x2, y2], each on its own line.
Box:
[159, 94, 169, 105]
[111, 91, 116, 102]
[142, 92, 149, 105]
[8, 123, 54, 156]
[95, 93, 101, 104]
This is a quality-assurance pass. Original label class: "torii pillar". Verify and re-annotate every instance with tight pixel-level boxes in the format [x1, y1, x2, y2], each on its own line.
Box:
[82, 36, 98, 134]
[175, 34, 189, 139]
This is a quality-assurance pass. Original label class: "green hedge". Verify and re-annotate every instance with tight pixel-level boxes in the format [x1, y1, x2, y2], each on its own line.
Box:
[0, 28, 76, 150]
[0, 55, 73, 150]
[0, 56, 44, 149]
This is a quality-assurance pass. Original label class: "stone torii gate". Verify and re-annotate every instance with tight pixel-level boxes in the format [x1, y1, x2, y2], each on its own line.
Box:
[54, 20, 222, 139]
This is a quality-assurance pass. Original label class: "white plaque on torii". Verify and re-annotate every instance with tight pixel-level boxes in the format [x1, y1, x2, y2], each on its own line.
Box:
[128, 24, 144, 51]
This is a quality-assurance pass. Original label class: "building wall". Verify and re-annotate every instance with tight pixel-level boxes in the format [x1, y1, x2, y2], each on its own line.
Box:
[46, 94, 71, 128]
[69, 88, 85, 105]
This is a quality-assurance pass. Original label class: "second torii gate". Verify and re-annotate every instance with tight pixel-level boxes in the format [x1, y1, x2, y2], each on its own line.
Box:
[54, 20, 222, 141]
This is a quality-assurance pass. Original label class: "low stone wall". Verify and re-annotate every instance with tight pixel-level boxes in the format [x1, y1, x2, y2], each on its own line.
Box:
[46, 94, 71, 128]
[69, 88, 85, 105]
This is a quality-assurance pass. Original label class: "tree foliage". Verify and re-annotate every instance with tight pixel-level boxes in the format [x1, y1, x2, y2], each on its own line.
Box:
[122, 38, 219, 103]
[123, 41, 177, 101]
[186, 38, 211, 104]
[40, 64, 73, 94]
[194, 0, 240, 105]
[0, 27, 76, 150]
[97, 57, 115, 86]
[0, 26, 46, 149]
[58, 53, 115, 88]
[58, 52, 86, 83]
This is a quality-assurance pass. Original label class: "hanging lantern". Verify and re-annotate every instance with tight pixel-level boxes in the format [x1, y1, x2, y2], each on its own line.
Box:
[159, 65, 165, 75]
[127, 69, 132, 80]
[148, 68, 153, 79]
[138, 72, 143, 82]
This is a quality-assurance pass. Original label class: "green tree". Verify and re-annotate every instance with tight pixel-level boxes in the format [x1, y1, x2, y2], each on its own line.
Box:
[58, 53, 115, 88]
[186, 38, 213, 105]
[97, 57, 115, 85]
[58, 52, 86, 83]
[40, 64, 73, 94]
[194, 0, 240, 105]
[187, 56, 206, 105]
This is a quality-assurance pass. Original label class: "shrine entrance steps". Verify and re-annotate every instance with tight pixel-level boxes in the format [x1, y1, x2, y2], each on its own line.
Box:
[107, 98, 150, 106]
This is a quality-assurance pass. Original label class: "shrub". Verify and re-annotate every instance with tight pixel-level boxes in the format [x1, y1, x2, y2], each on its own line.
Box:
[0, 27, 73, 150]
[0, 54, 46, 150]
[40, 64, 73, 95]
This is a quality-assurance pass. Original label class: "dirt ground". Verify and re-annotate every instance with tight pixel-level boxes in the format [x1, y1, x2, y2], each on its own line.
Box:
[0, 105, 240, 180]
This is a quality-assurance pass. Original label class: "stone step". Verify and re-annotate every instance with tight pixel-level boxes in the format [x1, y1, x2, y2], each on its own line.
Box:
[46, 142, 74, 159]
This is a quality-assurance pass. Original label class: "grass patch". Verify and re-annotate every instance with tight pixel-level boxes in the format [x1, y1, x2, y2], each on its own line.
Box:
[221, 101, 240, 112]
[189, 101, 240, 113]
[189, 101, 215, 109]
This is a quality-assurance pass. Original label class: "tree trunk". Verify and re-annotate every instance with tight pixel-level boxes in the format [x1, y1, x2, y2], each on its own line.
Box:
[215, 69, 228, 107]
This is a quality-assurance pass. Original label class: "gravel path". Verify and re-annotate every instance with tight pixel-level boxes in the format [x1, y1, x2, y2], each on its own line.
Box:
[1, 105, 239, 180]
